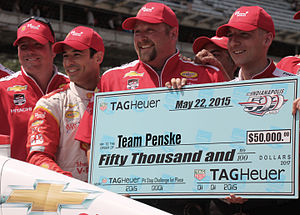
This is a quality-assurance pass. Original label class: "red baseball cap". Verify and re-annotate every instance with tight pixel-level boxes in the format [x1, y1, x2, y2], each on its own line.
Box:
[216, 6, 275, 38]
[193, 36, 228, 54]
[13, 19, 55, 46]
[294, 11, 300, 19]
[122, 2, 178, 30]
[53, 26, 104, 53]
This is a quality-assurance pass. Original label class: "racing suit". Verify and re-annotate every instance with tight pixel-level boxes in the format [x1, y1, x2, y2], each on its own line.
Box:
[0, 64, 14, 78]
[75, 50, 225, 144]
[27, 82, 94, 182]
[234, 60, 295, 81]
[0, 66, 69, 161]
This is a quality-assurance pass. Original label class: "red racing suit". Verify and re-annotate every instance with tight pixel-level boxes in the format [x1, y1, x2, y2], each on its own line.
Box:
[0, 66, 69, 161]
[75, 51, 225, 144]
[234, 60, 295, 81]
[276, 56, 300, 75]
[27, 82, 93, 181]
[0, 64, 14, 78]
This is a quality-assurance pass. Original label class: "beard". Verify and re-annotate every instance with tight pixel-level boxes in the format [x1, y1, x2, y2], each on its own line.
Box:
[136, 43, 157, 63]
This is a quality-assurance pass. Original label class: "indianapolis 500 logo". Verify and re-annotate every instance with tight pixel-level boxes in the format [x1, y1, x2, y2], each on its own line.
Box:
[239, 89, 287, 116]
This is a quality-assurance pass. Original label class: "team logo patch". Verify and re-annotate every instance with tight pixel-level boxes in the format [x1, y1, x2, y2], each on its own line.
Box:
[180, 71, 198, 78]
[13, 94, 26, 105]
[30, 133, 44, 146]
[239, 89, 287, 116]
[7, 85, 27, 92]
[124, 71, 144, 78]
[127, 79, 139, 89]
[194, 169, 206, 181]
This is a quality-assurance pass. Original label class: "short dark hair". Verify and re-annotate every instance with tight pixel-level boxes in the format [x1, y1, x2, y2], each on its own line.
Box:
[89, 48, 97, 58]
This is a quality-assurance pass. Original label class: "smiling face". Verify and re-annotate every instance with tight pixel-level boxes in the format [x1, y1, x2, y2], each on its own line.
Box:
[62, 45, 102, 90]
[17, 37, 55, 74]
[227, 27, 272, 68]
[133, 21, 177, 70]
[203, 42, 237, 79]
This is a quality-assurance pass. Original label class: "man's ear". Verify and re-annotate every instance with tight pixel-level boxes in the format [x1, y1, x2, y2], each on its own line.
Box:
[52, 52, 57, 59]
[170, 27, 178, 41]
[94, 51, 104, 64]
[50, 43, 56, 59]
[264, 32, 273, 47]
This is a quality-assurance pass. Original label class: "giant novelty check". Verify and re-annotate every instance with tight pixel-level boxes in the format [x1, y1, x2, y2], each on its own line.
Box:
[89, 77, 299, 199]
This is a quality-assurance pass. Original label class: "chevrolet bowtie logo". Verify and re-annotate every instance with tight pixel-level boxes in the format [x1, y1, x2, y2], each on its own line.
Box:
[7, 182, 89, 212]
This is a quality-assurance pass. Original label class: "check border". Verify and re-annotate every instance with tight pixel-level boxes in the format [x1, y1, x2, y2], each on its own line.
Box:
[89, 77, 299, 199]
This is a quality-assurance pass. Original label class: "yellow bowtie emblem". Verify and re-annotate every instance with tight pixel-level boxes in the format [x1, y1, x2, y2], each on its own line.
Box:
[7, 183, 88, 212]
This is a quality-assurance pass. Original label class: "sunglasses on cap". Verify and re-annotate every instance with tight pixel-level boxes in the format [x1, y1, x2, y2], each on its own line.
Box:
[18, 16, 55, 40]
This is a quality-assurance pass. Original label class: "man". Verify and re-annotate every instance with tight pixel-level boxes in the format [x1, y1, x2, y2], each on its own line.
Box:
[193, 36, 238, 80]
[75, 2, 224, 213]
[75, 2, 225, 146]
[213, 6, 298, 214]
[277, 11, 300, 114]
[216, 6, 294, 81]
[276, 11, 300, 77]
[0, 17, 69, 161]
[0, 64, 14, 78]
[26, 26, 104, 182]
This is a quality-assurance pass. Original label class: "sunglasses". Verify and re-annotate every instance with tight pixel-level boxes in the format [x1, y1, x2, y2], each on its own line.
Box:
[18, 16, 55, 41]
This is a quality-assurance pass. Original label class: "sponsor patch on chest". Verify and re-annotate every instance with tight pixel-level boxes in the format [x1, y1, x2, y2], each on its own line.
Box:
[127, 79, 139, 89]
[13, 93, 26, 105]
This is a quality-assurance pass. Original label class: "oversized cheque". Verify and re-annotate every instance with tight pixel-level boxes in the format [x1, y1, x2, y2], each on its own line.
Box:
[89, 77, 299, 199]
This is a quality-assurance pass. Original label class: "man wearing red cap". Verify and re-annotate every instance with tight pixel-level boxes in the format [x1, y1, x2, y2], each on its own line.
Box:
[26, 26, 104, 182]
[276, 11, 300, 77]
[0, 17, 69, 162]
[75, 2, 225, 149]
[277, 11, 300, 115]
[294, 10, 300, 19]
[193, 36, 238, 80]
[212, 6, 299, 214]
[0, 64, 14, 78]
[216, 6, 294, 81]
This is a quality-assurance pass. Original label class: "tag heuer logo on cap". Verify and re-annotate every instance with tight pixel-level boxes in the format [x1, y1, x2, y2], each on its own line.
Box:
[140, 6, 155, 13]
[70, 30, 83, 36]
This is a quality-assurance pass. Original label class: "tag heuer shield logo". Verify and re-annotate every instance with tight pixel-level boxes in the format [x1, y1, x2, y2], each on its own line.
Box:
[194, 169, 206, 181]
